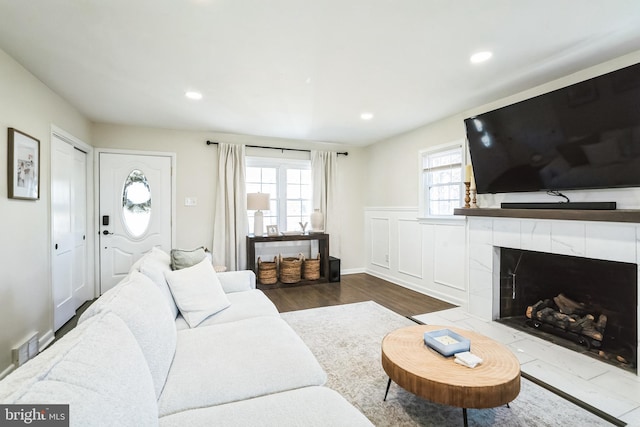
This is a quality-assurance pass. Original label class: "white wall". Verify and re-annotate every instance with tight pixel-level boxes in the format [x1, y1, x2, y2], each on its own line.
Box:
[363, 50, 640, 307]
[0, 48, 91, 375]
[91, 123, 367, 272]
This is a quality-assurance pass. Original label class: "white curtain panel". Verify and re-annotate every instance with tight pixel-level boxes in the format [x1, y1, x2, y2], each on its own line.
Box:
[213, 143, 247, 270]
[311, 151, 340, 258]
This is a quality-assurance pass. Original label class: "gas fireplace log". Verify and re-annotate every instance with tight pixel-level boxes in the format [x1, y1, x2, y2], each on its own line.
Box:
[596, 314, 607, 332]
[581, 326, 603, 341]
[553, 293, 587, 316]
[534, 307, 574, 329]
[598, 351, 631, 365]
[526, 304, 605, 341]
[571, 314, 603, 340]
[573, 314, 594, 328]
[525, 299, 554, 319]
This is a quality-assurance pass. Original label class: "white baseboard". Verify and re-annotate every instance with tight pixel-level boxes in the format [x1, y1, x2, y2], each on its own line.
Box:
[341, 268, 365, 275]
[364, 269, 463, 308]
[39, 329, 55, 352]
[0, 363, 15, 380]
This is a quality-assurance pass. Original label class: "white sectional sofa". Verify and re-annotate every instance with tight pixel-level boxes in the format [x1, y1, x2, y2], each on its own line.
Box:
[0, 248, 372, 426]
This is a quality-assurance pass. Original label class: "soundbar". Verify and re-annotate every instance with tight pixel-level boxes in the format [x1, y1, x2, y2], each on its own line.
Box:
[500, 202, 616, 210]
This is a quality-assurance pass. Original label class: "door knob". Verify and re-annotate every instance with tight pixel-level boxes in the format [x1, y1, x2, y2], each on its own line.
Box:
[103, 230, 113, 235]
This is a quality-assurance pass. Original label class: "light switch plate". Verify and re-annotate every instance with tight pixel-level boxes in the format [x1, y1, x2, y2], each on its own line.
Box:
[184, 197, 197, 207]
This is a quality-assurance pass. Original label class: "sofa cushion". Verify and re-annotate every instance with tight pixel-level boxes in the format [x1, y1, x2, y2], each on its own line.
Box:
[78, 270, 177, 399]
[158, 316, 327, 416]
[0, 312, 158, 427]
[159, 386, 373, 427]
[139, 248, 179, 319]
[164, 258, 231, 328]
[170, 247, 206, 270]
[217, 270, 256, 293]
[174, 289, 279, 330]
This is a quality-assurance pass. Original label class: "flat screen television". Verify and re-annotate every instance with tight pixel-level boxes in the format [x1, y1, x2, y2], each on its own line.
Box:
[465, 62, 640, 194]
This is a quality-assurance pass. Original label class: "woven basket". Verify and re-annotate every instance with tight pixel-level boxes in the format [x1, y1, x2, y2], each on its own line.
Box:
[279, 253, 302, 284]
[302, 253, 321, 280]
[257, 256, 278, 285]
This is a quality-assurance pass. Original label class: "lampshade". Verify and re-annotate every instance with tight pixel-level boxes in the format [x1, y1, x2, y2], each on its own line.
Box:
[247, 192, 270, 211]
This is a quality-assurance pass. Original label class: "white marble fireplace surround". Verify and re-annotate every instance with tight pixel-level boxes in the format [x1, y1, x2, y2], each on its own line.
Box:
[465, 215, 640, 423]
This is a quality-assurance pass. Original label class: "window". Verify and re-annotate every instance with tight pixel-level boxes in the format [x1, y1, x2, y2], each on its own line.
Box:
[246, 158, 312, 232]
[122, 169, 151, 237]
[420, 143, 463, 217]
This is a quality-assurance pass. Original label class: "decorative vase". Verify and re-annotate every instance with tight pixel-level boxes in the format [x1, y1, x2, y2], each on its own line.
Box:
[310, 209, 324, 232]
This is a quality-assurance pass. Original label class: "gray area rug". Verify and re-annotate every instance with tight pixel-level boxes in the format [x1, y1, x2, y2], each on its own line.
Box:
[281, 301, 614, 426]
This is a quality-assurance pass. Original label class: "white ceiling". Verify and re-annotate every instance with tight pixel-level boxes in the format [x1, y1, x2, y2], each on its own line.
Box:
[1, 1, 640, 146]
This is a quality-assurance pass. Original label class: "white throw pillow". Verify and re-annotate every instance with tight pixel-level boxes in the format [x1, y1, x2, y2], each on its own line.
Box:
[140, 255, 179, 319]
[164, 258, 231, 327]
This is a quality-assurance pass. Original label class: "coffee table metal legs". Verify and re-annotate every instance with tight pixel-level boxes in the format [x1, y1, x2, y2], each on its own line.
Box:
[385, 376, 510, 426]
[383, 377, 392, 401]
[461, 403, 509, 426]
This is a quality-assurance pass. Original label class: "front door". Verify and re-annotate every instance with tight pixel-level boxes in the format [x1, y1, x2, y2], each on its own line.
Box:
[99, 152, 172, 293]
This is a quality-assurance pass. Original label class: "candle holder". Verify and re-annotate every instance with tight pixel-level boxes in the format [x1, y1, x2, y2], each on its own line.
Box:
[464, 182, 471, 208]
[470, 188, 478, 208]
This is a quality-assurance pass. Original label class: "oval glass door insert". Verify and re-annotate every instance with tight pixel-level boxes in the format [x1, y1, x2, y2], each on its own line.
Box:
[122, 169, 151, 237]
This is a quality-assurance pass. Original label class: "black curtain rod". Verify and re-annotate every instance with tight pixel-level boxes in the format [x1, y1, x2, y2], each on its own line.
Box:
[206, 140, 348, 156]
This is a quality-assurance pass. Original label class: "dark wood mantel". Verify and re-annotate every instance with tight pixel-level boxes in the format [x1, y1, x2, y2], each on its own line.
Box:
[453, 208, 640, 223]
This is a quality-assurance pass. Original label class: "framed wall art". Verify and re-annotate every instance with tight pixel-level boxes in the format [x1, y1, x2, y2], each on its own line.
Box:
[8, 128, 40, 200]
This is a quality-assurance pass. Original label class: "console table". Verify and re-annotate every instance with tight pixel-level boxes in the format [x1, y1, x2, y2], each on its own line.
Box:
[246, 233, 330, 286]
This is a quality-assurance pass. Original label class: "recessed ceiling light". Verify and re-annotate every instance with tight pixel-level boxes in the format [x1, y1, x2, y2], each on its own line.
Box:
[360, 112, 374, 120]
[470, 51, 493, 64]
[185, 91, 203, 100]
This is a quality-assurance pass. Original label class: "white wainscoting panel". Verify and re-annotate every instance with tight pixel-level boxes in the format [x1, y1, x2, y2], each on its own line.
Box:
[370, 217, 390, 269]
[433, 224, 466, 291]
[364, 208, 467, 306]
[398, 219, 422, 279]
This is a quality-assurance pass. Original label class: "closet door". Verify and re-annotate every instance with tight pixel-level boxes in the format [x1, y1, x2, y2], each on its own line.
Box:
[72, 148, 88, 306]
[51, 134, 88, 331]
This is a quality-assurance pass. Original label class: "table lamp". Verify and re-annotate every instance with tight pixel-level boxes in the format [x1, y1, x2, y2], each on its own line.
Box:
[247, 192, 270, 236]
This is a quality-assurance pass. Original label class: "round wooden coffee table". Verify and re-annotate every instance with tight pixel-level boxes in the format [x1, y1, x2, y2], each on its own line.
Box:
[382, 324, 520, 426]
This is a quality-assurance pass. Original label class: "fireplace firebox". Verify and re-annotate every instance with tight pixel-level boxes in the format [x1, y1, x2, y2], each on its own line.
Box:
[498, 248, 637, 373]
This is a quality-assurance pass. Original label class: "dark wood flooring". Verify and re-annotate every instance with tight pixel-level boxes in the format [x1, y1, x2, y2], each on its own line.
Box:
[260, 273, 456, 318]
